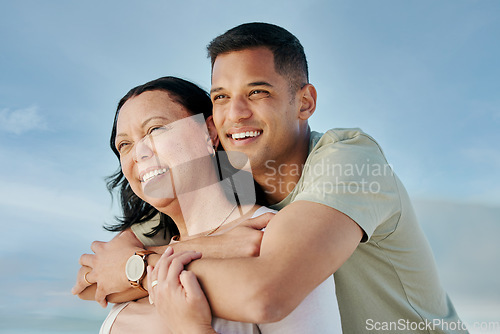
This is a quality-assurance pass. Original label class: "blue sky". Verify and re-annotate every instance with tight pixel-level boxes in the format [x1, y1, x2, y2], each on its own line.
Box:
[1, 0, 499, 332]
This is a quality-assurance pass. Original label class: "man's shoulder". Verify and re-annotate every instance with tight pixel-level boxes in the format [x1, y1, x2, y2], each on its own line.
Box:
[310, 128, 383, 154]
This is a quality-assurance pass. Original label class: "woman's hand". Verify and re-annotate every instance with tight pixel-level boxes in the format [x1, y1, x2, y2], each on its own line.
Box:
[148, 247, 216, 334]
[72, 265, 97, 300]
[72, 229, 146, 307]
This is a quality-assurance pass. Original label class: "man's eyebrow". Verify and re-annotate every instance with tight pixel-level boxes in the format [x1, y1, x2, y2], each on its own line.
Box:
[210, 87, 223, 94]
[210, 81, 274, 94]
[115, 116, 170, 138]
[248, 81, 273, 88]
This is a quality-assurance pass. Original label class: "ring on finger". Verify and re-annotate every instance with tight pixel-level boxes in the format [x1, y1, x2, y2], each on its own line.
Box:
[151, 280, 158, 288]
[84, 272, 92, 286]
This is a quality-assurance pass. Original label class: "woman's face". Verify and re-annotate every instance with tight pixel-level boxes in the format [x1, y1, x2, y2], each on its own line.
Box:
[115, 90, 216, 210]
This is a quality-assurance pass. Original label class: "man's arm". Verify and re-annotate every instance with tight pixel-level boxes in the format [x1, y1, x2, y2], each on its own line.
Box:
[188, 200, 363, 323]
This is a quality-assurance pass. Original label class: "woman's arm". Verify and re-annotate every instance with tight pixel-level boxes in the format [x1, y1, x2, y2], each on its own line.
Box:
[73, 215, 269, 306]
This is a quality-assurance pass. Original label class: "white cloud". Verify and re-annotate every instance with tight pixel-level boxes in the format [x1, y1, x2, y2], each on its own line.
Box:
[0, 105, 47, 134]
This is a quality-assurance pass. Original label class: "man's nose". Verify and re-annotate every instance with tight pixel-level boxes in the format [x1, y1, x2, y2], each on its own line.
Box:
[133, 136, 155, 162]
[227, 95, 253, 123]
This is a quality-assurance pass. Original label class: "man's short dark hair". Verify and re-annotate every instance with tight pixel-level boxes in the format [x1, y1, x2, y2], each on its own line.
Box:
[207, 22, 309, 92]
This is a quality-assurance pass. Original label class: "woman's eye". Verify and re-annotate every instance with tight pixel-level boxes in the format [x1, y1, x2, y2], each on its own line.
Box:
[149, 126, 161, 134]
[117, 142, 130, 153]
[149, 125, 168, 135]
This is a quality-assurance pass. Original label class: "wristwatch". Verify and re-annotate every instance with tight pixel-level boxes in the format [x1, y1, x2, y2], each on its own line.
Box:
[125, 250, 155, 291]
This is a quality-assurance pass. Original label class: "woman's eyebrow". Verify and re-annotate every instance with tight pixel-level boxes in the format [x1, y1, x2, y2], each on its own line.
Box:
[140, 116, 170, 128]
[116, 116, 171, 138]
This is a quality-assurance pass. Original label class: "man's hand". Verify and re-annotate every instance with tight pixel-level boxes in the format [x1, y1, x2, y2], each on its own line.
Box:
[148, 212, 272, 259]
[72, 229, 145, 307]
[148, 247, 216, 334]
[200, 212, 272, 258]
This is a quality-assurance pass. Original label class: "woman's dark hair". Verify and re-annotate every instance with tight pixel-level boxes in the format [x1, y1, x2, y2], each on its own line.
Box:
[105, 77, 215, 238]
[207, 22, 308, 92]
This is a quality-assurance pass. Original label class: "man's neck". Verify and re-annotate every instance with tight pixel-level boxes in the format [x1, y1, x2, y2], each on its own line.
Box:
[254, 130, 311, 205]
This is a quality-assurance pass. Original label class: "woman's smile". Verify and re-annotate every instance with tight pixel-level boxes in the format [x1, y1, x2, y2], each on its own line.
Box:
[140, 166, 170, 183]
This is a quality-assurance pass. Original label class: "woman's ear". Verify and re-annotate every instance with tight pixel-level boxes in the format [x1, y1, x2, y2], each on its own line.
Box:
[298, 84, 317, 120]
[205, 115, 220, 148]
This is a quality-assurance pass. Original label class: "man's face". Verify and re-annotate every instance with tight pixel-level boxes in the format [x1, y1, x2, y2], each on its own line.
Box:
[210, 47, 303, 174]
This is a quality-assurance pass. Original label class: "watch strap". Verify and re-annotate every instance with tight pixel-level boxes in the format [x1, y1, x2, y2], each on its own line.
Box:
[135, 250, 155, 258]
[129, 250, 155, 291]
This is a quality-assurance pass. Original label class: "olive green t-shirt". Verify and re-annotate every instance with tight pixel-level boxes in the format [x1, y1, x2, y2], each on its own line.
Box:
[269, 128, 466, 333]
[130, 214, 170, 247]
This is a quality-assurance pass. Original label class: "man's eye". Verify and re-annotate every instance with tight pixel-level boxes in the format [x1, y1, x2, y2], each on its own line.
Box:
[213, 94, 227, 101]
[250, 90, 269, 97]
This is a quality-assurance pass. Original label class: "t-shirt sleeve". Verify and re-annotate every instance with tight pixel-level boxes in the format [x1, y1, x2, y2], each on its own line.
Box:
[293, 130, 401, 241]
[130, 214, 171, 247]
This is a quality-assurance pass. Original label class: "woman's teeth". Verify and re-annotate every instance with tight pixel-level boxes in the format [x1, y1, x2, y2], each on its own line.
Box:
[142, 168, 168, 182]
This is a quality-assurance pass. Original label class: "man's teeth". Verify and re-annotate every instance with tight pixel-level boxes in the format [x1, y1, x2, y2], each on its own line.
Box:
[231, 131, 261, 140]
[142, 168, 168, 182]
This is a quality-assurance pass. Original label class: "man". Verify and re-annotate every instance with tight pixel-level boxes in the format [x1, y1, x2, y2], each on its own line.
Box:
[75, 23, 466, 333]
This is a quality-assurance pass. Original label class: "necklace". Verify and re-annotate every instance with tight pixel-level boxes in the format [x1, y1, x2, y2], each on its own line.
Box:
[205, 204, 238, 236]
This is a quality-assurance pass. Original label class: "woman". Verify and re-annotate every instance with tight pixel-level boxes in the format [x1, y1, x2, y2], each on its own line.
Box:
[99, 76, 340, 333]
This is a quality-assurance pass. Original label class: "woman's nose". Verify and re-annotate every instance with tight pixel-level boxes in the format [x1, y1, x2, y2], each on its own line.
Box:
[133, 136, 155, 162]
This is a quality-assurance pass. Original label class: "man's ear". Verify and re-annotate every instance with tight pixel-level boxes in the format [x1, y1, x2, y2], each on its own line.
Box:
[205, 115, 220, 148]
[298, 84, 317, 120]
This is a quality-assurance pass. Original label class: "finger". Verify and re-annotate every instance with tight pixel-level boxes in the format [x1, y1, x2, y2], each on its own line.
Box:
[165, 252, 202, 288]
[179, 270, 204, 300]
[243, 212, 275, 230]
[147, 266, 156, 304]
[90, 240, 105, 253]
[79, 253, 95, 267]
[164, 245, 174, 257]
[148, 247, 174, 281]
[149, 247, 174, 303]
[155, 247, 177, 283]
[72, 266, 92, 295]
[95, 286, 108, 308]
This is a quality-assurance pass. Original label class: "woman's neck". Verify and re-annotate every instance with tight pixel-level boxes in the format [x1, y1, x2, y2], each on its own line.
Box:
[167, 180, 242, 239]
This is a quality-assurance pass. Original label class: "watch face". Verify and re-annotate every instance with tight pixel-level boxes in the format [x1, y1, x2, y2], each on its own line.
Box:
[125, 254, 145, 281]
